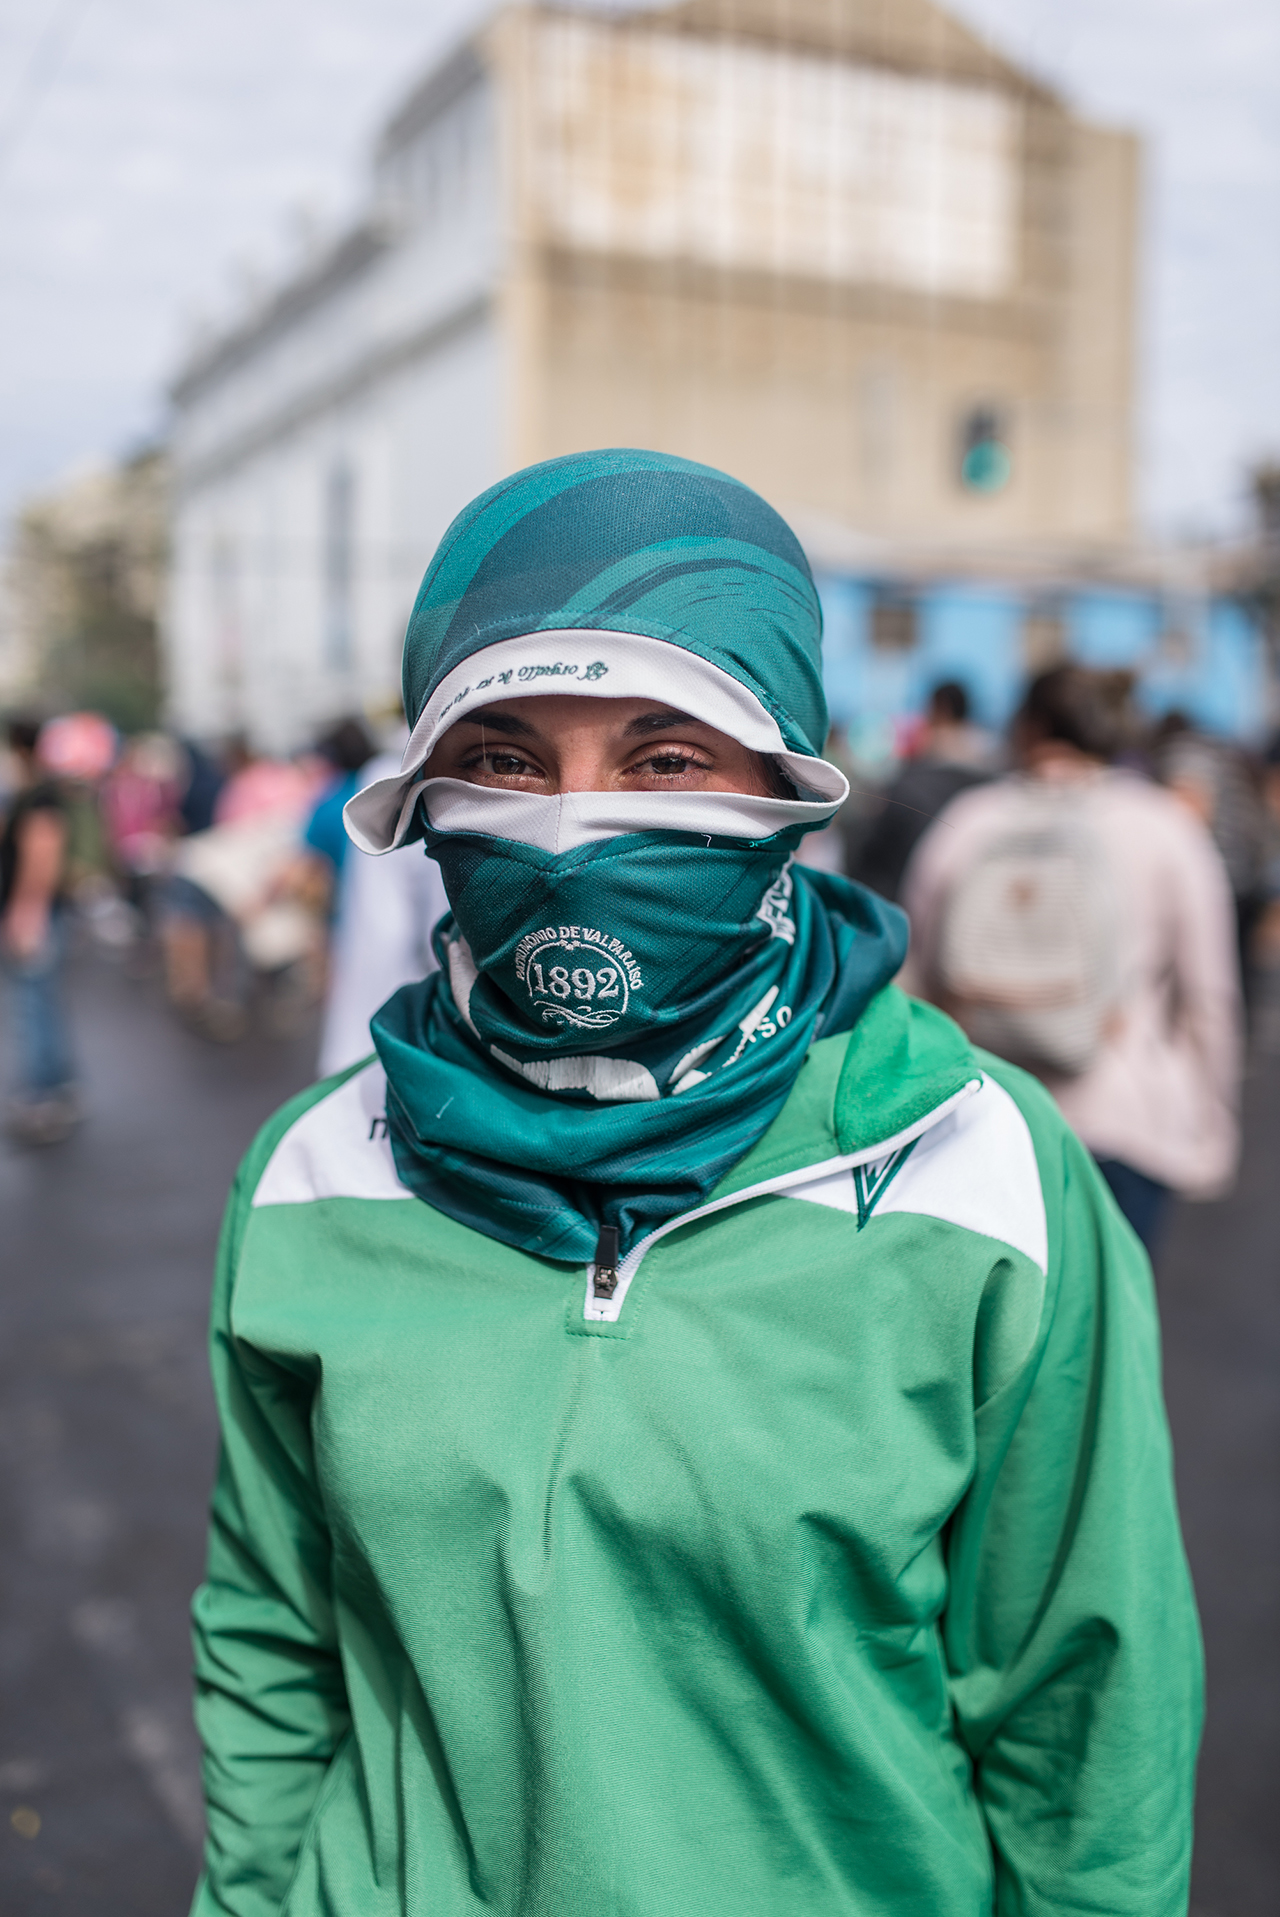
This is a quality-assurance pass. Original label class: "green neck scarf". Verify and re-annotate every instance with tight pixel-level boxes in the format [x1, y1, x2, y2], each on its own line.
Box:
[372, 819, 906, 1265]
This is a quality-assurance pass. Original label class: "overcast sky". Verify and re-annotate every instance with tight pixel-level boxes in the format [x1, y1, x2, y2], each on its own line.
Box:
[0, 0, 1276, 542]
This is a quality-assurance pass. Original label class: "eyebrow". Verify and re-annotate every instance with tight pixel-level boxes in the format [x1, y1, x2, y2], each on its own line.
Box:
[457, 708, 534, 736]
[456, 706, 705, 740]
[622, 710, 703, 738]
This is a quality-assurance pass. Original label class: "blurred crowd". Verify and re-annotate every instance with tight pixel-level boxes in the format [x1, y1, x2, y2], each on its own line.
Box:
[810, 666, 1270, 1251]
[0, 710, 446, 1144]
[0, 668, 1273, 1257]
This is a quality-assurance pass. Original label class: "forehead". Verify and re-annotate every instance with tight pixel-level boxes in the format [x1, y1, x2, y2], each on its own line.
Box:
[451, 695, 706, 737]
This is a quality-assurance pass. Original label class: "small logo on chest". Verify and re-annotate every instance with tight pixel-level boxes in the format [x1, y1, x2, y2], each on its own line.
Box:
[851, 1142, 916, 1229]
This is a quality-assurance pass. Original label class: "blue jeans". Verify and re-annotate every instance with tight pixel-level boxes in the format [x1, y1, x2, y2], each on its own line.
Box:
[1094, 1157, 1172, 1256]
[2, 920, 76, 1099]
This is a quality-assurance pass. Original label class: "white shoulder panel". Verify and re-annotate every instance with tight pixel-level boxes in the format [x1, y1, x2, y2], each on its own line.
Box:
[787, 1076, 1048, 1272]
[252, 1061, 412, 1207]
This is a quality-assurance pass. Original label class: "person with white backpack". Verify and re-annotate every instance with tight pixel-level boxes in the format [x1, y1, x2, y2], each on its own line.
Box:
[901, 666, 1242, 1251]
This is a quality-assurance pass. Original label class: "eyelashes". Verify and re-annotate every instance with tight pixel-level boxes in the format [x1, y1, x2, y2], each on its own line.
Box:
[467, 750, 539, 779]
[455, 748, 715, 784]
[631, 751, 713, 779]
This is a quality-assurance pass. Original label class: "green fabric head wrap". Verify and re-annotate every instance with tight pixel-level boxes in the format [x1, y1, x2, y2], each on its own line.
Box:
[362, 449, 906, 1266]
[345, 447, 845, 855]
[406, 443, 827, 743]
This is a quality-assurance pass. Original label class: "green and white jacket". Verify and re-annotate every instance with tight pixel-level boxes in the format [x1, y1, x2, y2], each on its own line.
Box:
[191, 988, 1201, 1917]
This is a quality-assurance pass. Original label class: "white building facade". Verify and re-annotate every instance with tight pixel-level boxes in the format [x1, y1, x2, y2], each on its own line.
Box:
[167, 45, 503, 747]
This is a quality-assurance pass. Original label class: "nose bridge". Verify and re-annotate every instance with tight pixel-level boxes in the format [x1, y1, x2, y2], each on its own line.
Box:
[553, 719, 617, 793]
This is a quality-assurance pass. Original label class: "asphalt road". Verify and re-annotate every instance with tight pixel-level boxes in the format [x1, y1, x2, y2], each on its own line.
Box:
[0, 947, 1275, 1914]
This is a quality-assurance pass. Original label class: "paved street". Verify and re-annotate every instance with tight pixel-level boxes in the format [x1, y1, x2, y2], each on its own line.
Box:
[0, 947, 319, 1912]
[0, 946, 1276, 1914]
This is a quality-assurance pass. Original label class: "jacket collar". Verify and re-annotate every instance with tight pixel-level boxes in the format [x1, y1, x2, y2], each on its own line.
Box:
[711, 987, 980, 1201]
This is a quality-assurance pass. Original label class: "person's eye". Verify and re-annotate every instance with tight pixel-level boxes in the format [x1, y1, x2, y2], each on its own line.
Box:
[630, 749, 712, 780]
[458, 748, 546, 782]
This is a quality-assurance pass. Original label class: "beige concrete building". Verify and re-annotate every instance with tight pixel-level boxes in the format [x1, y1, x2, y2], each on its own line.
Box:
[166, 0, 1139, 746]
[500, 0, 1138, 545]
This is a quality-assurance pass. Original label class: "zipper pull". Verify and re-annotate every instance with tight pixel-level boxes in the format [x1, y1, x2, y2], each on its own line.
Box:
[592, 1225, 620, 1300]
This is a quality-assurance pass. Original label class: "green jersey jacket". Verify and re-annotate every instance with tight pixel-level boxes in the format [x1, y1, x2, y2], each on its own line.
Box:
[191, 987, 1201, 1917]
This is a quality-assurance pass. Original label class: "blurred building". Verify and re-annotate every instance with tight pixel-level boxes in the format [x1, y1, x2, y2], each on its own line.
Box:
[816, 547, 1268, 764]
[166, 0, 1142, 749]
[2, 449, 167, 732]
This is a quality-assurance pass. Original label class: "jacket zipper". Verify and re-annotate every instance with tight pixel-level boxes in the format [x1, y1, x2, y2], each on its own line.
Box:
[584, 1076, 983, 1323]
[591, 1225, 621, 1300]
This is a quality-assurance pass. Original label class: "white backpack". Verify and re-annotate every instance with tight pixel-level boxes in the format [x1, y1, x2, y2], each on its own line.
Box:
[937, 786, 1120, 1077]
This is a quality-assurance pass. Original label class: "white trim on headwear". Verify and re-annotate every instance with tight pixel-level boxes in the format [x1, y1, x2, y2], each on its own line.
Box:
[417, 780, 843, 854]
[344, 629, 848, 854]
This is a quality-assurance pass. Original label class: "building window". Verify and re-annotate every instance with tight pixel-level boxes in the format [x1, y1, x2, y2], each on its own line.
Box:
[958, 406, 1013, 494]
[868, 587, 918, 653]
[324, 461, 355, 671]
[1021, 596, 1067, 671]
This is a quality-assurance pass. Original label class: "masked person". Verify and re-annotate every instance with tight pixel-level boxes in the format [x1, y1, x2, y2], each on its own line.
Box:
[190, 452, 1201, 1917]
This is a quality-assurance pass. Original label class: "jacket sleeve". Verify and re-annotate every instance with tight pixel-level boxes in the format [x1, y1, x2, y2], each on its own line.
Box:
[944, 1071, 1203, 1917]
[190, 1148, 352, 1917]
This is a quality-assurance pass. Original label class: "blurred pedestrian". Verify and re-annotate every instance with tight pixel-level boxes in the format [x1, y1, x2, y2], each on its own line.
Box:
[176, 737, 226, 836]
[1155, 713, 1269, 1010]
[316, 745, 448, 1075]
[191, 456, 1201, 1917]
[160, 744, 326, 1040]
[211, 738, 315, 826]
[0, 718, 79, 1144]
[36, 710, 119, 914]
[902, 665, 1242, 1252]
[100, 731, 185, 928]
[850, 680, 995, 900]
[301, 718, 375, 882]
